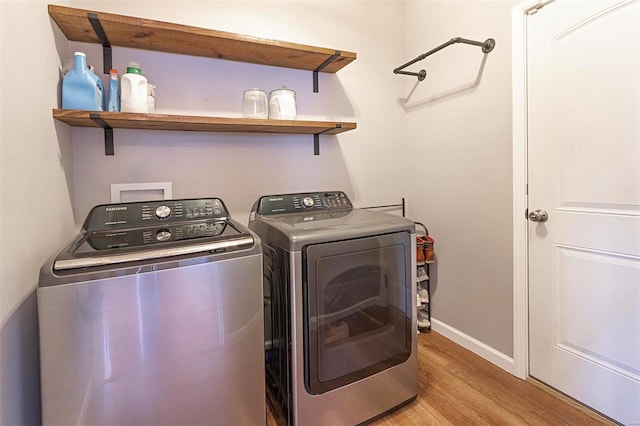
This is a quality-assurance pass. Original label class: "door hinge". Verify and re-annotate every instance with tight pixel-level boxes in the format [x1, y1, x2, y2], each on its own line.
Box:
[526, 0, 555, 15]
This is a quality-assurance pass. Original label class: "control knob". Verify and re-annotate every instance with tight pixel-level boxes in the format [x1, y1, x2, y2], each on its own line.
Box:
[156, 228, 171, 242]
[302, 197, 314, 208]
[155, 205, 171, 219]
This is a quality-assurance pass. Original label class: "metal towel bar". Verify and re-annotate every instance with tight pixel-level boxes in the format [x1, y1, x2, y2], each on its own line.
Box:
[394, 37, 495, 81]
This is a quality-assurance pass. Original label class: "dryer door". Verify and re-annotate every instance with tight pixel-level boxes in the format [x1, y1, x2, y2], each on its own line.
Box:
[303, 232, 412, 394]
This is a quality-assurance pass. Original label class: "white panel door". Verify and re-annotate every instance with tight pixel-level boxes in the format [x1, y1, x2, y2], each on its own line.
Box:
[527, 1, 640, 424]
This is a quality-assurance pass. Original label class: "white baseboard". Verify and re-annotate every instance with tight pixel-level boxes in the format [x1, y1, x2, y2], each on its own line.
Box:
[430, 317, 515, 375]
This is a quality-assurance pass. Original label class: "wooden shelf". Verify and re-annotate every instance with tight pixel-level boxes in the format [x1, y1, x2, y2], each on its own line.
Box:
[48, 4, 356, 74]
[53, 109, 356, 155]
[53, 109, 356, 135]
[49, 5, 358, 155]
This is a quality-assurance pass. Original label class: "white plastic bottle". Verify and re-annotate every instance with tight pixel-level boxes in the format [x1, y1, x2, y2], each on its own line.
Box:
[120, 62, 148, 113]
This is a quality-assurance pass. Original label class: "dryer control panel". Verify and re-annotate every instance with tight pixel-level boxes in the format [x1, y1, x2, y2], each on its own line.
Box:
[256, 191, 352, 215]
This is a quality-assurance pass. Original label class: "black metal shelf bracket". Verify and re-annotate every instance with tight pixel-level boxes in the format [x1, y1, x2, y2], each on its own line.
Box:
[313, 123, 342, 155]
[90, 113, 114, 155]
[313, 52, 341, 93]
[87, 12, 112, 74]
[394, 37, 495, 81]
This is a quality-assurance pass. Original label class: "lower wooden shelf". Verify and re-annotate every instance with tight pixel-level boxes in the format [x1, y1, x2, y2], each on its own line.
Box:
[53, 109, 356, 135]
[53, 109, 356, 155]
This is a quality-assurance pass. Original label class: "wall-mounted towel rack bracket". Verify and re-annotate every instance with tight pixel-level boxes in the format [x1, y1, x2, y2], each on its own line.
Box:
[396, 69, 427, 81]
[87, 13, 112, 74]
[394, 37, 495, 81]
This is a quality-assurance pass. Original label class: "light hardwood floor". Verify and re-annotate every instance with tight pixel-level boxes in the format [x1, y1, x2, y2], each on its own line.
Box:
[370, 331, 613, 425]
[268, 331, 615, 425]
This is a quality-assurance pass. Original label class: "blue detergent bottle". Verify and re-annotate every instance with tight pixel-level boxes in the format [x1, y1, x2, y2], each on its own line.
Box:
[87, 65, 106, 111]
[107, 69, 120, 112]
[62, 52, 104, 111]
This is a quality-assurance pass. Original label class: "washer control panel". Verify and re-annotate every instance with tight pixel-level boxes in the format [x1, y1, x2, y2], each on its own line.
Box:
[256, 191, 352, 215]
[85, 198, 228, 231]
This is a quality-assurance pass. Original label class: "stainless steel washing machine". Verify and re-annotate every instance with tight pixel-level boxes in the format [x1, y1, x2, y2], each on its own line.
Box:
[249, 191, 417, 425]
[38, 198, 265, 426]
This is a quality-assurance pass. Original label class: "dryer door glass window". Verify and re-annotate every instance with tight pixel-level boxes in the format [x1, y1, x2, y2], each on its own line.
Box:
[303, 232, 412, 394]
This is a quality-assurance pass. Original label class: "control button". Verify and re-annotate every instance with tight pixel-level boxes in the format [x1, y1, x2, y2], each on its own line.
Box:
[156, 228, 171, 242]
[303, 197, 314, 208]
[155, 205, 171, 219]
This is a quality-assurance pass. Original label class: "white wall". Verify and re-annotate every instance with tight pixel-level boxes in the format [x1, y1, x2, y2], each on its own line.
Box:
[68, 0, 408, 224]
[0, 0, 76, 328]
[404, 1, 517, 358]
[0, 0, 75, 424]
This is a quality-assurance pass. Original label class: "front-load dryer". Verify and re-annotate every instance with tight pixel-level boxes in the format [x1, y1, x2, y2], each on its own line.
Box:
[249, 191, 417, 425]
[38, 198, 265, 426]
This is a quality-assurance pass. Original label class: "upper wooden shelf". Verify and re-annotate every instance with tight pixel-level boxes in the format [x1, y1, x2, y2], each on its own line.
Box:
[53, 109, 356, 135]
[47, 4, 356, 74]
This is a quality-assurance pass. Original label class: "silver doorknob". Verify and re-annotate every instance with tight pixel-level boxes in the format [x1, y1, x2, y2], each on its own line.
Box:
[529, 209, 549, 223]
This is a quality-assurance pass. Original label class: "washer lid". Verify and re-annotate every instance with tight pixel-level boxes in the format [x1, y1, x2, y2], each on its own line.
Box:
[53, 220, 254, 271]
